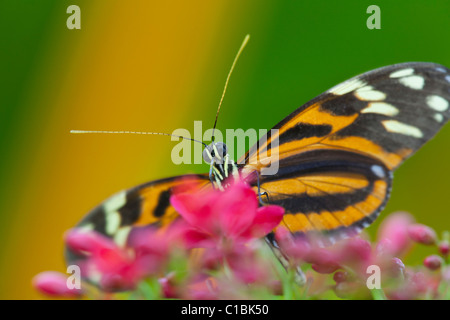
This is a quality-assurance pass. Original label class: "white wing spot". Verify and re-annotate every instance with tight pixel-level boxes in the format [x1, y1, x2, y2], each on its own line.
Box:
[105, 211, 121, 235]
[355, 85, 386, 101]
[103, 191, 127, 235]
[445, 75, 450, 83]
[328, 78, 366, 96]
[78, 223, 94, 232]
[436, 67, 447, 73]
[104, 191, 127, 212]
[382, 120, 423, 138]
[398, 75, 425, 90]
[434, 113, 444, 123]
[114, 226, 132, 247]
[361, 221, 371, 228]
[389, 68, 414, 78]
[371, 165, 385, 178]
[361, 102, 399, 116]
[426, 95, 449, 111]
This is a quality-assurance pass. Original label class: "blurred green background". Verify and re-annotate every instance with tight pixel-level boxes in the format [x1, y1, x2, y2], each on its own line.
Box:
[0, 0, 449, 299]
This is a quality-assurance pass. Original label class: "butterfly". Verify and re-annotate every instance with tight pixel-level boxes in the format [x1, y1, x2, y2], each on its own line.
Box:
[65, 39, 450, 276]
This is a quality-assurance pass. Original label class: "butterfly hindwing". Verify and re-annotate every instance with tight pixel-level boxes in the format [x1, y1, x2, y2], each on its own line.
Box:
[65, 174, 211, 264]
[241, 62, 450, 238]
[256, 148, 392, 239]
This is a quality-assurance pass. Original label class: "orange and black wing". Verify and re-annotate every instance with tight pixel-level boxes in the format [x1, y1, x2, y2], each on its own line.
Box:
[241, 62, 450, 240]
[65, 174, 211, 264]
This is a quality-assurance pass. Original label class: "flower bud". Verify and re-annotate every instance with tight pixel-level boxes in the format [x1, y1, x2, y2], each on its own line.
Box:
[309, 249, 340, 274]
[438, 240, 449, 257]
[269, 280, 283, 296]
[333, 271, 348, 283]
[159, 276, 179, 299]
[33, 271, 82, 297]
[377, 211, 414, 256]
[423, 255, 443, 271]
[388, 257, 405, 278]
[407, 224, 437, 245]
[338, 237, 372, 273]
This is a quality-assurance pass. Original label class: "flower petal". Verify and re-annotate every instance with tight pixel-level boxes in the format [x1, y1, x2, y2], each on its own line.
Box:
[65, 229, 117, 255]
[170, 192, 219, 233]
[377, 211, 414, 256]
[182, 228, 216, 248]
[33, 271, 82, 297]
[305, 248, 340, 274]
[247, 205, 284, 238]
[217, 183, 259, 238]
[127, 226, 169, 258]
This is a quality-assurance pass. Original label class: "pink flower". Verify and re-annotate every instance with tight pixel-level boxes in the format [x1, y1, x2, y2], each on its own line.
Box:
[33, 271, 82, 297]
[170, 181, 284, 248]
[66, 230, 143, 291]
[389, 270, 439, 300]
[274, 227, 311, 261]
[65, 229, 116, 255]
[307, 248, 340, 274]
[277, 231, 373, 277]
[407, 224, 437, 245]
[336, 237, 373, 275]
[224, 244, 270, 284]
[190, 240, 273, 287]
[127, 224, 186, 263]
[376, 211, 414, 257]
[65, 227, 177, 291]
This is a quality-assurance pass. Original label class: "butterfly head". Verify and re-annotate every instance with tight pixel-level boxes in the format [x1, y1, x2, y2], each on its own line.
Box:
[203, 142, 228, 165]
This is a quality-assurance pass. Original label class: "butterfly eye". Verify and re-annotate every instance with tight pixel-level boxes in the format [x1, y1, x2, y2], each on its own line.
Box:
[214, 142, 228, 158]
[203, 142, 228, 164]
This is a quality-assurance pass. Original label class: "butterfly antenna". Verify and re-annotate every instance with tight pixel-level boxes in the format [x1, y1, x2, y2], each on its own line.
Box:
[211, 34, 250, 142]
[70, 130, 208, 147]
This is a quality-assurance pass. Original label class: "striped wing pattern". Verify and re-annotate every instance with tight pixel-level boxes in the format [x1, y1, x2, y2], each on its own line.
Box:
[242, 62, 450, 238]
[65, 174, 211, 264]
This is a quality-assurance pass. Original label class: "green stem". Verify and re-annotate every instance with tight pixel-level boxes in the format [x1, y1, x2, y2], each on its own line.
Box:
[370, 288, 387, 300]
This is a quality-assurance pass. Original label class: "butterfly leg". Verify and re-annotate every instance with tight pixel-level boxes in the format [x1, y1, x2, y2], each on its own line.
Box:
[264, 234, 306, 286]
[255, 170, 269, 205]
[209, 162, 216, 190]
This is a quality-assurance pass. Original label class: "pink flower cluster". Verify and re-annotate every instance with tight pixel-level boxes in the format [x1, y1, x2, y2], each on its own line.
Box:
[33, 181, 285, 299]
[275, 211, 450, 299]
[33, 180, 449, 300]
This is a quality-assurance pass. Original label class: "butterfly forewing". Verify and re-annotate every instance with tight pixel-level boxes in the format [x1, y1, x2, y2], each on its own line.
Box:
[242, 62, 450, 238]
